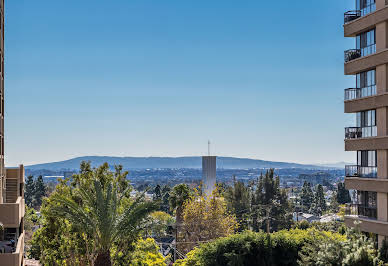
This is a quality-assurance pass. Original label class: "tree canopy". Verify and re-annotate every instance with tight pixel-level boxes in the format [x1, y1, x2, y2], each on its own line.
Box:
[179, 190, 238, 253]
[25, 175, 47, 209]
[174, 228, 382, 266]
[337, 182, 351, 204]
[29, 162, 159, 266]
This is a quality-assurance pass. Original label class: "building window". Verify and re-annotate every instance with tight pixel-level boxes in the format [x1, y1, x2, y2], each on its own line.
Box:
[357, 0, 376, 16]
[356, 109, 377, 137]
[356, 150, 377, 178]
[357, 150, 377, 167]
[357, 191, 377, 219]
[358, 191, 377, 208]
[356, 28, 376, 57]
[356, 69, 376, 98]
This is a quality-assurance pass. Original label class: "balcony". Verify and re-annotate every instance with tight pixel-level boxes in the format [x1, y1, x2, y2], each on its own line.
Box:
[0, 232, 24, 266]
[345, 49, 361, 63]
[345, 48, 388, 75]
[0, 197, 25, 227]
[345, 177, 388, 193]
[345, 91, 388, 113]
[344, 87, 376, 101]
[344, 10, 361, 24]
[344, 4, 382, 37]
[345, 165, 377, 178]
[345, 126, 376, 139]
[345, 203, 377, 219]
[345, 215, 388, 236]
[345, 134, 388, 151]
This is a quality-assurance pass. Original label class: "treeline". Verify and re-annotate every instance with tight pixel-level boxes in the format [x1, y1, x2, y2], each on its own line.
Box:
[224, 169, 292, 232]
[221, 170, 351, 231]
[298, 180, 351, 216]
[25, 175, 46, 209]
[27, 163, 370, 266]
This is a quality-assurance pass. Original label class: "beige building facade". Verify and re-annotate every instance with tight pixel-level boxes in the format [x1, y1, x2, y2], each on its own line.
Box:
[0, 1, 25, 265]
[344, 0, 388, 246]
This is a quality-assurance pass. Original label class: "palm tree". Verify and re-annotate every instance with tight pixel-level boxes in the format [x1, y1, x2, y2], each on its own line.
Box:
[51, 179, 157, 266]
[169, 184, 192, 225]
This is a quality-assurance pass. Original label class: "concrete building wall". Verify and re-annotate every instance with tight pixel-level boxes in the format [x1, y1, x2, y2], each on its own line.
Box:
[344, 0, 388, 247]
[376, 5, 388, 246]
[202, 156, 216, 197]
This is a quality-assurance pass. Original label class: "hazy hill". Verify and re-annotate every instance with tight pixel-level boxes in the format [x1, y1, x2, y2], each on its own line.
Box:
[316, 162, 351, 168]
[25, 156, 331, 171]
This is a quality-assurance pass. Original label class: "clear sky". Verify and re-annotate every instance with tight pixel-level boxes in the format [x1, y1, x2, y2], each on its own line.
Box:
[4, 0, 356, 166]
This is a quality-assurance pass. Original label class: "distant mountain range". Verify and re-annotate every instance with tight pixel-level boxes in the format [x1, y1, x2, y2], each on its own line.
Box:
[25, 156, 342, 171]
[316, 162, 351, 168]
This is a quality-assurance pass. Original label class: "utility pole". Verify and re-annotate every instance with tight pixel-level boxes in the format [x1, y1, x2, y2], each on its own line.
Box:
[174, 224, 177, 262]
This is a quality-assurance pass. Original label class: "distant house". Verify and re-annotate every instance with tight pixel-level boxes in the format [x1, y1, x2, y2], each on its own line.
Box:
[320, 214, 340, 223]
[325, 190, 334, 200]
[293, 212, 319, 223]
[145, 192, 154, 200]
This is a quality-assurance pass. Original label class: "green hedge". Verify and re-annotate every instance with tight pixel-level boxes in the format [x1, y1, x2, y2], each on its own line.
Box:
[175, 229, 345, 266]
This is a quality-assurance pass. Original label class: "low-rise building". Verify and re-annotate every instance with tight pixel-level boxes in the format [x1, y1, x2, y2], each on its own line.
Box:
[293, 212, 320, 223]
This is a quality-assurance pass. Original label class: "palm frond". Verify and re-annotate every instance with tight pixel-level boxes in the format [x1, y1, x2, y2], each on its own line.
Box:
[50, 193, 96, 236]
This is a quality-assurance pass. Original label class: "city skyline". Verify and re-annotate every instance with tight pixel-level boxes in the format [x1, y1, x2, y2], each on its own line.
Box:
[5, 0, 354, 166]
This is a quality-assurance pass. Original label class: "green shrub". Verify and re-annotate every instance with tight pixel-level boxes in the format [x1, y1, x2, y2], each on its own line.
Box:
[379, 239, 388, 263]
[175, 229, 345, 266]
[292, 220, 309, 230]
[299, 228, 381, 266]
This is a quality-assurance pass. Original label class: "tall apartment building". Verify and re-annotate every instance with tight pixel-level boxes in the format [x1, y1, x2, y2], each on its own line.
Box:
[202, 156, 216, 196]
[344, 0, 388, 246]
[0, 1, 25, 265]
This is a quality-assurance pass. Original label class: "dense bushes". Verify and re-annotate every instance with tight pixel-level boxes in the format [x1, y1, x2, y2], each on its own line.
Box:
[112, 238, 166, 266]
[173, 228, 384, 266]
[379, 239, 388, 264]
[175, 229, 345, 266]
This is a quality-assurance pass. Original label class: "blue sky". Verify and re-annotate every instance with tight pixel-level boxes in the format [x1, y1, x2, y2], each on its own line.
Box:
[5, 0, 355, 166]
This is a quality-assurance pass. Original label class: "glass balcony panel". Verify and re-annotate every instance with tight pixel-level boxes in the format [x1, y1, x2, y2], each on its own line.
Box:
[361, 126, 377, 137]
[344, 87, 377, 100]
[345, 165, 377, 178]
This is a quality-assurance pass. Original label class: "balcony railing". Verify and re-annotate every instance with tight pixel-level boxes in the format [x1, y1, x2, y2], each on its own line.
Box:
[0, 232, 24, 266]
[345, 203, 377, 219]
[344, 86, 377, 101]
[344, 10, 361, 23]
[345, 126, 377, 139]
[345, 127, 362, 139]
[0, 197, 25, 227]
[345, 165, 377, 178]
[345, 49, 361, 63]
